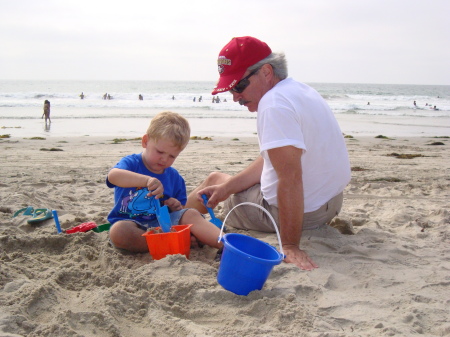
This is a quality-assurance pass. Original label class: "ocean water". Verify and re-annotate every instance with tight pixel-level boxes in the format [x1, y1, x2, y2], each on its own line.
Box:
[0, 80, 449, 138]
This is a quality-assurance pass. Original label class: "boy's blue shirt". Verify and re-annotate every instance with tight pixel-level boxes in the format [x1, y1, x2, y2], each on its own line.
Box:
[106, 153, 187, 225]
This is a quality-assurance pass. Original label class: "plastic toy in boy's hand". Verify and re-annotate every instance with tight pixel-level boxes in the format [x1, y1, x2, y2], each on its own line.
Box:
[152, 197, 171, 233]
[202, 194, 223, 228]
[124, 187, 171, 232]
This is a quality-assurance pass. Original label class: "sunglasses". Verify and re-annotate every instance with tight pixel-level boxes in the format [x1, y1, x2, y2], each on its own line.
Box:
[230, 67, 261, 93]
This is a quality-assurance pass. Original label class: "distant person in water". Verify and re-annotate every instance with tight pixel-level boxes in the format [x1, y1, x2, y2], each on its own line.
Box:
[413, 100, 417, 107]
[42, 100, 51, 124]
[103, 93, 108, 100]
[80, 92, 85, 99]
[139, 94, 143, 100]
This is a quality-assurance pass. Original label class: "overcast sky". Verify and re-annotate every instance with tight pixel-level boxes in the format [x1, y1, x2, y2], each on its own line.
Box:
[1, 0, 449, 85]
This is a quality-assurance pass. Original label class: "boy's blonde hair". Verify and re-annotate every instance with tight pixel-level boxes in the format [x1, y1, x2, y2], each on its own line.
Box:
[146, 111, 191, 149]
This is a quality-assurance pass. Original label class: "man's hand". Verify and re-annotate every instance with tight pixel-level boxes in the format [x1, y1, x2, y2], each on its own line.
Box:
[282, 244, 318, 271]
[197, 184, 229, 209]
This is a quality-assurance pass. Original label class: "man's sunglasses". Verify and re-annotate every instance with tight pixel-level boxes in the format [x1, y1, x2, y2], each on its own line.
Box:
[230, 67, 261, 93]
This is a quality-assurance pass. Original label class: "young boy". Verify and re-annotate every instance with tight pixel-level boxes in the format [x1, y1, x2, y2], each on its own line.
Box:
[106, 111, 222, 253]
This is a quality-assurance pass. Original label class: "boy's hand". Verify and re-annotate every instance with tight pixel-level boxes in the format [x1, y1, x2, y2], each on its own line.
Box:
[146, 177, 163, 199]
[164, 198, 182, 212]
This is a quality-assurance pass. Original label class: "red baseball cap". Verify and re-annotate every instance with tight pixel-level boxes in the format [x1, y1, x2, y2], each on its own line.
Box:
[212, 36, 272, 95]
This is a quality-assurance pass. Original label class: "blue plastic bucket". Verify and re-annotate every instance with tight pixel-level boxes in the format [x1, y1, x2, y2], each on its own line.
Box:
[216, 202, 285, 296]
[217, 233, 283, 295]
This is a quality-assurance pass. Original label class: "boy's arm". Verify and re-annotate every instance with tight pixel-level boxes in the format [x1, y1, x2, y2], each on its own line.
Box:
[108, 168, 164, 197]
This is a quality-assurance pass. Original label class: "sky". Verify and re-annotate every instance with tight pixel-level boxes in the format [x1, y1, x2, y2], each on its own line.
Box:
[0, 0, 449, 85]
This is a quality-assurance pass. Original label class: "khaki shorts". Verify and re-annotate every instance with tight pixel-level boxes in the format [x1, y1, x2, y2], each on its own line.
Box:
[222, 184, 343, 232]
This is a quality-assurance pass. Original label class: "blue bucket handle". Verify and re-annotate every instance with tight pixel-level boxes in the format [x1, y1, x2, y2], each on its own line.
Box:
[218, 202, 284, 257]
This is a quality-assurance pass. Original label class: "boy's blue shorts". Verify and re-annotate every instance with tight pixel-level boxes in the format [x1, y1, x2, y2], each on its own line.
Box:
[110, 208, 190, 231]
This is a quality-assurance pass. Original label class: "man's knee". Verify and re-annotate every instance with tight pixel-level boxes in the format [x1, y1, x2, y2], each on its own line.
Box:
[206, 171, 230, 185]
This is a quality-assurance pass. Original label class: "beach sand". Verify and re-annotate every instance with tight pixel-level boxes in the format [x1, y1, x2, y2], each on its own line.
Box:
[0, 134, 449, 337]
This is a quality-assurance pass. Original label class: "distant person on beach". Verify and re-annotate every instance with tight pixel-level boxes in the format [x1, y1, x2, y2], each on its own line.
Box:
[186, 36, 351, 271]
[139, 94, 143, 100]
[42, 100, 51, 124]
[106, 111, 223, 253]
[172, 95, 175, 100]
[414, 100, 417, 107]
[199, 96, 202, 102]
[80, 92, 85, 99]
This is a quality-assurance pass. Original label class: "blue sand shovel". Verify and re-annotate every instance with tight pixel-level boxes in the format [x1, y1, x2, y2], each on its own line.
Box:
[152, 197, 172, 233]
[202, 195, 223, 229]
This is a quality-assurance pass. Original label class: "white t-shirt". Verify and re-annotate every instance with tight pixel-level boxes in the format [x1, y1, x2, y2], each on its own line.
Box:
[257, 78, 351, 212]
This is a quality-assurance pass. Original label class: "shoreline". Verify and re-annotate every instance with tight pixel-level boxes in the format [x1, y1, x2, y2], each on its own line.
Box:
[1, 135, 449, 336]
[1, 113, 450, 139]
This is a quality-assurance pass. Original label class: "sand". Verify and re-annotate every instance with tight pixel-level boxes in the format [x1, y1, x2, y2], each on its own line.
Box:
[0, 134, 449, 337]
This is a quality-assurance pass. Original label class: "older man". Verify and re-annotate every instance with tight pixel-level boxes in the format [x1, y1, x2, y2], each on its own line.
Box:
[186, 36, 351, 270]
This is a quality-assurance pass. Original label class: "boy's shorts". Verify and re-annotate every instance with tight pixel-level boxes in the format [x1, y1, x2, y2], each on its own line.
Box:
[222, 184, 343, 232]
[110, 208, 190, 231]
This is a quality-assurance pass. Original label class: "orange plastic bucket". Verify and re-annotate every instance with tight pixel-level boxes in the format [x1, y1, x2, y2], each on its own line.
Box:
[142, 224, 192, 260]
